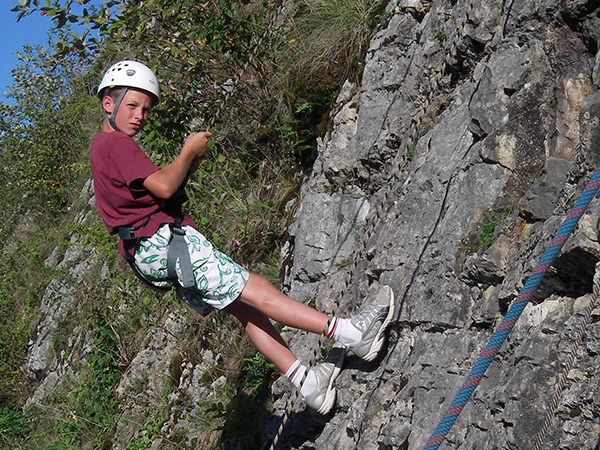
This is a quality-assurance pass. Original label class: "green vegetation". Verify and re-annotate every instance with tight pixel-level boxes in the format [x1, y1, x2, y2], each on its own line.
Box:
[0, 226, 63, 407]
[126, 409, 166, 450]
[208, 353, 276, 446]
[478, 210, 507, 249]
[0, 407, 32, 447]
[463, 209, 508, 253]
[436, 29, 447, 43]
[39, 314, 120, 447]
[0, 0, 387, 447]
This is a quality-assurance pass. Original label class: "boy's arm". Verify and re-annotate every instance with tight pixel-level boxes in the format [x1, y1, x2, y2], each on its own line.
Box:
[143, 131, 211, 199]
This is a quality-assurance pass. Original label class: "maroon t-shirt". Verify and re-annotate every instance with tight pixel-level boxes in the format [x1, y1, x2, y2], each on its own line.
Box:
[90, 131, 196, 258]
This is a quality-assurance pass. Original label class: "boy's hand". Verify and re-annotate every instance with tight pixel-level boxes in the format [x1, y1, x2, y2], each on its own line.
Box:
[182, 131, 212, 161]
[143, 131, 212, 199]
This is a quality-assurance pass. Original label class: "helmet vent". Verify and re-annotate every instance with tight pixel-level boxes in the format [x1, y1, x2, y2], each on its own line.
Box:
[97, 60, 160, 102]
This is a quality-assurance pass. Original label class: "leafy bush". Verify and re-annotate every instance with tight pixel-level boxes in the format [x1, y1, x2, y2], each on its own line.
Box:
[0, 407, 32, 448]
[2, 0, 389, 447]
[0, 32, 98, 232]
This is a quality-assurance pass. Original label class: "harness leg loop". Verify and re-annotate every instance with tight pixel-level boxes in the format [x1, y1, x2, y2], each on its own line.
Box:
[167, 220, 196, 289]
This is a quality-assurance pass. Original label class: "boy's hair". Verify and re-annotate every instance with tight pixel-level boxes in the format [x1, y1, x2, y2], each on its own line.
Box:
[100, 86, 159, 108]
[100, 87, 123, 103]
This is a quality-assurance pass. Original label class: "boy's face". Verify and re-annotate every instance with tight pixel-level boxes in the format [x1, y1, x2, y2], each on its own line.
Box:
[102, 88, 153, 136]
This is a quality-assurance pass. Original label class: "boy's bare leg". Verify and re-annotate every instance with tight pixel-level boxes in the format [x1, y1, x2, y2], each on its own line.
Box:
[224, 299, 297, 372]
[225, 297, 344, 415]
[238, 273, 330, 334]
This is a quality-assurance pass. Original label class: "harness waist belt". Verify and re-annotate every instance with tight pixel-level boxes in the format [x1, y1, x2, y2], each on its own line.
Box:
[118, 226, 136, 240]
[117, 215, 151, 240]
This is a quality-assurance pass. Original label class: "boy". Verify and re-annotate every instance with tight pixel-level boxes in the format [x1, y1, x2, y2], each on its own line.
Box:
[89, 60, 395, 415]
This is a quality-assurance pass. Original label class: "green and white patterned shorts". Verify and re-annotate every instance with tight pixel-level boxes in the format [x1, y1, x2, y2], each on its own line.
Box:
[133, 224, 249, 312]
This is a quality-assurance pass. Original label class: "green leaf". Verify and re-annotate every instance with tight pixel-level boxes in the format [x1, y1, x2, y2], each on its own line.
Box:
[56, 14, 67, 27]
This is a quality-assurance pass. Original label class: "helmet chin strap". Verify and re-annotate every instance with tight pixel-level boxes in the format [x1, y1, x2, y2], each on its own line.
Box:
[105, 87, 129, 131]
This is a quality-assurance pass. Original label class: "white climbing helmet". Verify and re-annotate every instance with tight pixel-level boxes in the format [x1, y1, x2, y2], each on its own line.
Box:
[97, 60, 160, 104]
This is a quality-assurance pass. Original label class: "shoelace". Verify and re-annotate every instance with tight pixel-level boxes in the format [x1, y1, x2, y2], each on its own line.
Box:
[352, 305, 385, 329]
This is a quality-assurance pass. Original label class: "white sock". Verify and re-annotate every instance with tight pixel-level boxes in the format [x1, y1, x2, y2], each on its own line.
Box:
[327, 316, 362, 347]
[285, 359, 317, 397]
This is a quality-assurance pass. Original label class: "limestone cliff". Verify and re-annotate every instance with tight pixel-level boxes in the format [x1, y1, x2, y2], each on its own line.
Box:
[274, 0, 600, 448]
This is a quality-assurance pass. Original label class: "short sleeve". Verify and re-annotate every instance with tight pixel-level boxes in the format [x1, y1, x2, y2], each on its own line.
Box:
[109, 136, 159, 189]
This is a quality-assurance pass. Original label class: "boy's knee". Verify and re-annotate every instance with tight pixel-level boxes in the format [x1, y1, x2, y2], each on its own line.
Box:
[247, 272, 276, 293]
[240, 274, 277, 307]
[248, 271, 268, 284]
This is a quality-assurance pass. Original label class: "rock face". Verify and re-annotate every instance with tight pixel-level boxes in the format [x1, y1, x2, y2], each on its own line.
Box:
[23, 0, 600, 449]
[275, 0, 600, 448]
[25, 180, 99, 408]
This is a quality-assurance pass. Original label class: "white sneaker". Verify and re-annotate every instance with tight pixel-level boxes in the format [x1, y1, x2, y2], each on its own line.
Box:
[303, 346, 345, 415]
[350, 285, 395, 362]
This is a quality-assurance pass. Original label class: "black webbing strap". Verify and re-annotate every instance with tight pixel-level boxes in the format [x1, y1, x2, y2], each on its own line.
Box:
[118, 215, 151, 240]
[127, 256, 171, 292]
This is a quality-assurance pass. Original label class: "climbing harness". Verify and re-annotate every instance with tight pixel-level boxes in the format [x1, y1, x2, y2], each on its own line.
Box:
[120, 217, 194, 284]
[532, 263, 600, 450]
[118, 185, 196, 289]
[120, 214, 215, 316]
[268, 1, 475, 448]
[422, 166, 600, 450]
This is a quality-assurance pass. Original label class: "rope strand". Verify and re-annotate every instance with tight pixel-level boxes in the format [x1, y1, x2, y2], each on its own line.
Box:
[532, 263, 600, 450]
[423, 167, 600, 450]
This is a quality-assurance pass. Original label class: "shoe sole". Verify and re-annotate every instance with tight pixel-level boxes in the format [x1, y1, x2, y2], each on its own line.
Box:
[360, 286, 395, 362]
[314, 346, 345, 415]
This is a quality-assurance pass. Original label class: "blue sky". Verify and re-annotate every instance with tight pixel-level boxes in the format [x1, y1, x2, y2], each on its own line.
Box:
[1, 3, 55, 102]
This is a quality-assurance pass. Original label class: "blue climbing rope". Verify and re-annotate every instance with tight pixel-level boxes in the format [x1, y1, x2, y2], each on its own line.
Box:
[423, 165, 600, 450]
